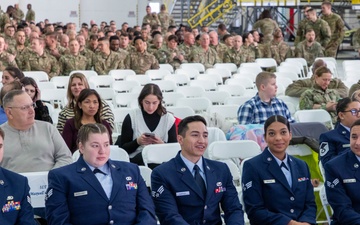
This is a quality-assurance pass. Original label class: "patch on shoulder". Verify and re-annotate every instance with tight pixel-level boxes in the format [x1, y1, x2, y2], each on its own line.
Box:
[319, 142, 329, 157]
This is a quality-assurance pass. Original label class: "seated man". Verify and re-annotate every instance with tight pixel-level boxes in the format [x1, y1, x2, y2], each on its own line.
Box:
[0, 90, 72, 173]
[151, 115, 244, 225]
[285, 59, 348, 98]
[238, 72, 295, 124]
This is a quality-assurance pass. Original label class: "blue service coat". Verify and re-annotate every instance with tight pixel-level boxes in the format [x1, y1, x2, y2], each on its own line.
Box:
[242, 148, 316, 225]
[319, 124, 350, 165]
[45, 156, 156, 225]
[0, 167, 35, 225]
[324, 150, 360, 225]
[151, 152, 244, 225]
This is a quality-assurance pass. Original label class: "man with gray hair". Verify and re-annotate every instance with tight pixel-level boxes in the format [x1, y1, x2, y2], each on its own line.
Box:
[0, 90, 72, 173]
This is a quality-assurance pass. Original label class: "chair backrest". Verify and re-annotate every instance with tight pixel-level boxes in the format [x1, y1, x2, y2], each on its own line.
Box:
[163, 92, 185, 107]
[20, 171, 49, 208]
[277, 65, 302, 78]
[197, 73, 223, 85]
[113, 80, 141, 93]
[225, 77, 254, 89]
[125, 74, 152, 85]
[167, 106, 195, 119]
[70, 70, 98, 80]
[203, 91, 231, 105]
[233, 72, 258, 82]
[37, 82, 56, 91]
[41, 89, 67, 108]
[225, 96, 251, 106]
[276, 77, 293, 89]
[164, 74, 190, 86]
[294, 109, 334, 129]
[95, 88, 115, 101]
[277, 96, 300, 108]
[208, 140, 262, 160]
[207, 104, 238, 120]
[190, 79, 217, 91]
[142, 143, 181, 167]
[113, 108, 133, 133]
[24, 71, 49, 82]
[180, 63, 205, 73]
[151, 80, 177, 92]
[218, 84, 246, 96]
[255, 58, 277, 68]
[206, 68, 231, 79]
[214, 63, 237, 73]
[176, 86, 205, 98]
[176, 97, 212, 113]
[275, 71, 299, 81]
[109, 69, 136, 81]
[175, 68, 200, 80]
[239, 62, 262, 71]
[204, 127, 227, 158]
[159, 64, 174, 73]
[145, 69, 171, 80]
[139, 166, 152, 188]
[115, 92, 139, 108]
[50, 76, 70, 89]
[88, 75, 115, 88]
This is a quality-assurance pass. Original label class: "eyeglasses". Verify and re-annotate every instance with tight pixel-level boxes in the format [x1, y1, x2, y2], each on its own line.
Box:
[343, 108, 360, 116]
[7, 103, 36, 111]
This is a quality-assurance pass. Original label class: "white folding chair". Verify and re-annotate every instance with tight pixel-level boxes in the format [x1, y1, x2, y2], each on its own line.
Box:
[280, 61, 305, 78]
[233, 72, 258, 83]
[176, 86, 205, 98]
[325, 61, 338, 78]
[190, 79, 217, 91]
[294, 109, 334, 129]
[131, 86, 144, 94]
[95, 88, 115, 101]
[88, 75, 115, 88]
[41, 89, 67, 109]
[225, 96, 251, 105]
[275, 71, 299, 82]
[109, 69, 136, 81]
[24, 71, 49, 82]
[197, 73, 223, 85]
[115, 93, 138, 108]
[180, 63, 205, 73]
[112, 108, 132, 132]
[218, 84, 246, 96]
[167, 106, 195, 119]
[319, 184, 332, 224]
[176, 97, 212, 114]
[276, 77, 293, 89]
[37, 82, 56, 91]
[50, 76, 70, 89]
[159, 64, 174, 73]
[175, 68, 200, 80]
[70, 70, 98, 80]
[145, 69, 171, 80]
[20, 171, 49, 208]
[214, 63, 238, 73]
[255, 58, 277, 68]
[225, 77, 254, 89]
[151, 80, 177, 92]
[206, 68, 231, 79]
[285, 58, 309, 77]
[207, 105, 239, 131]
[113, 80, 141, 93]
[163, 92, 185, 107]
[239, 62, 262, 72]
[277, 65, 302, 78]
[139, 166, 153, 189]
[284, 101, 296, 115]
[237, 66, 262, 77]
[203, 91, 231, 105]
[277, 96, 300, 109]
[164, 74, 190, 86]
[125, 75, 152, 86]
[142, 143, 181, 167]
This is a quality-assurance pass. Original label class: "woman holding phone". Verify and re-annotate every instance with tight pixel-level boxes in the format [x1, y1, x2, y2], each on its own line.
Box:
[120, 83, 177, 166]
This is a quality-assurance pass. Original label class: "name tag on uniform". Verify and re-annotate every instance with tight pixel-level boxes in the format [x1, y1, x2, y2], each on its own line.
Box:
[263, 179, 276, 184]
[342, 144, 351, 148]
[343, 179, 356, 183]
[74, 191, 88, 197]
[176, 191, 190, 196]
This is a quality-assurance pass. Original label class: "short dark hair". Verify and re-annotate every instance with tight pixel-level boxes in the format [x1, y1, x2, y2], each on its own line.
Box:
[133, 36, 144, 44]
[264, 115, 290, 137]
[336, 97, 352, 122]
[109, 35, 120, 42]
[77, 123, 109, 147]
[178, 115, 207, 137]
[223, 34, 232, 42]
[3, 66, 24, 81]
[218, 23, 226, 31]
[351, 119, 360, 131]
[168, 34, 178, 42]
[314, 66, 332, 77]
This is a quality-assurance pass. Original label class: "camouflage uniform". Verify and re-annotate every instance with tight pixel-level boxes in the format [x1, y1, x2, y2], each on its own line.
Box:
[189, 46, 221, 69]
[299, 83, 340, 124]
[158, 11, 175, 33]
[13, 8, 24, 21]
[124, 51, 159, 74]
[121, 45, 135, 53]
[294, 18, 309, 46]
[80, 48, 95, 69]
[252, 18, 279, 44]
[320, 13, 345, 57]
[23, 51, 60, 79]
[25, 9, 35, 22]
[153, 48, 171, 64]
[0, 51, 18, 71]
[210, 43, 228, 62]
[93, 51, 124, 75]
[286, 77, 348, 98]
[164, 46, 187, 69]
[45, 44, 68, 60]
[305, 19, 331, 48]
[0, 13, 10, 32]
[142, 14, 160, 26]
[269, 40, 292, 65]
[178, 44, 193, 61]
[13, 47, 32, 71]
[4, 35, 16, 49]
[295, 40, 324, 66]
[240, 45, 260, 63]
[59, 54, 89, 76]
[223, 48, 244, 67]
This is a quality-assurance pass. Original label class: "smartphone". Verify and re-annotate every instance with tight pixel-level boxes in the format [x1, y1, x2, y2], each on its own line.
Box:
[144, 133, 155, 137]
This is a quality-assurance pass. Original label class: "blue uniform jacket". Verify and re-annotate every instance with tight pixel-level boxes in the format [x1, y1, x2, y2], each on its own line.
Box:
[319, 124, 350, 165]
[325, 150, 360, 225]
[0, 167, 35, 225]
[242, 148, 316, 225]
[45, 156, 156, 225]
[151, 152, 244, 225]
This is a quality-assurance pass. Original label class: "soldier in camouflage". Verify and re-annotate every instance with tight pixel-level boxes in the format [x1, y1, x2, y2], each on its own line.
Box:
[119, 33, 135, 53]
[294, 5, 312, 46]
[24, 38, 59, 79]
[321, 1, 345, 57]
[240, 32, 260, 63]
[178, 32, 195, 61]
[124, 36, 159, 74]
[44, 32, 68, 60]
[306, 8, 331, 49]
[93, 37, 124, 75]
[158, 4, 176, 34]
[109, 35, 128, 62]
[352, 27, 360, 57]
[59, 39, 89, 76]
[0, 6, 11, 32]
[0, 36, 17, 71]
[209, 31, 228, 62]
[11, 30, 32, 71]
[25, 4, 35, 23]
[268, 28, 292, 65]
[252, 9, 279, 44]
[223, 35, 243, 67]
[4, 25, 16, 50]
[165, 35, 187, 69]
[77, 34, 94, 69]
[13, 4, 24, 22]
[299, 66, 340, 124]
[295, 29, 324, 66]
[189, 33, 221, 69]
[151, 34, 171, 64]
[143, 6, 160, 27]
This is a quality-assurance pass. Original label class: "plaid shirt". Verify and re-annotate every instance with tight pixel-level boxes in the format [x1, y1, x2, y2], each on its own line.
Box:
[237, 93, 295, 124]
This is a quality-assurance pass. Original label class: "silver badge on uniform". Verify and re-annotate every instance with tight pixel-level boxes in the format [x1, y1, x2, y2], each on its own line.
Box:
[126, 176, 132, 181]
[6, 196, 13, 201]
[181, 168, 186, 172]
[216, 182, 222, 187]
[81, 167, 86, 171]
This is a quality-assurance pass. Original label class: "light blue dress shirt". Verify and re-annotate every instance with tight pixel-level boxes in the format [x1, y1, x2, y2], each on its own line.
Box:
[180, 152, 207, 187]
[86, 162, 113, 199]
[270, 151, 292, 187]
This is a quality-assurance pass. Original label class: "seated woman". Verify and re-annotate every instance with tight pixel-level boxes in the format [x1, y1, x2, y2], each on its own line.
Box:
[46, 123, 156, 225]
[242, 115, 316, 225]
[325, 119, 360, 224]
[1, 66, 24, 85]
[20, 77, 53, 123]
[319, 97, 360, 165]
[299, 66, 340, 124]
[241, 32, 260, 63]
[62, 89, 112, 153]
[57, 72, 114, 134]
[120, 83, 177, 165]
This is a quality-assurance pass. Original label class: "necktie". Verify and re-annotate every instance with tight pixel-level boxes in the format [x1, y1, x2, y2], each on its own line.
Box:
[93, 168, 106, 175]
[194, 165, 206, 197]
[280, 162, 289, 171]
